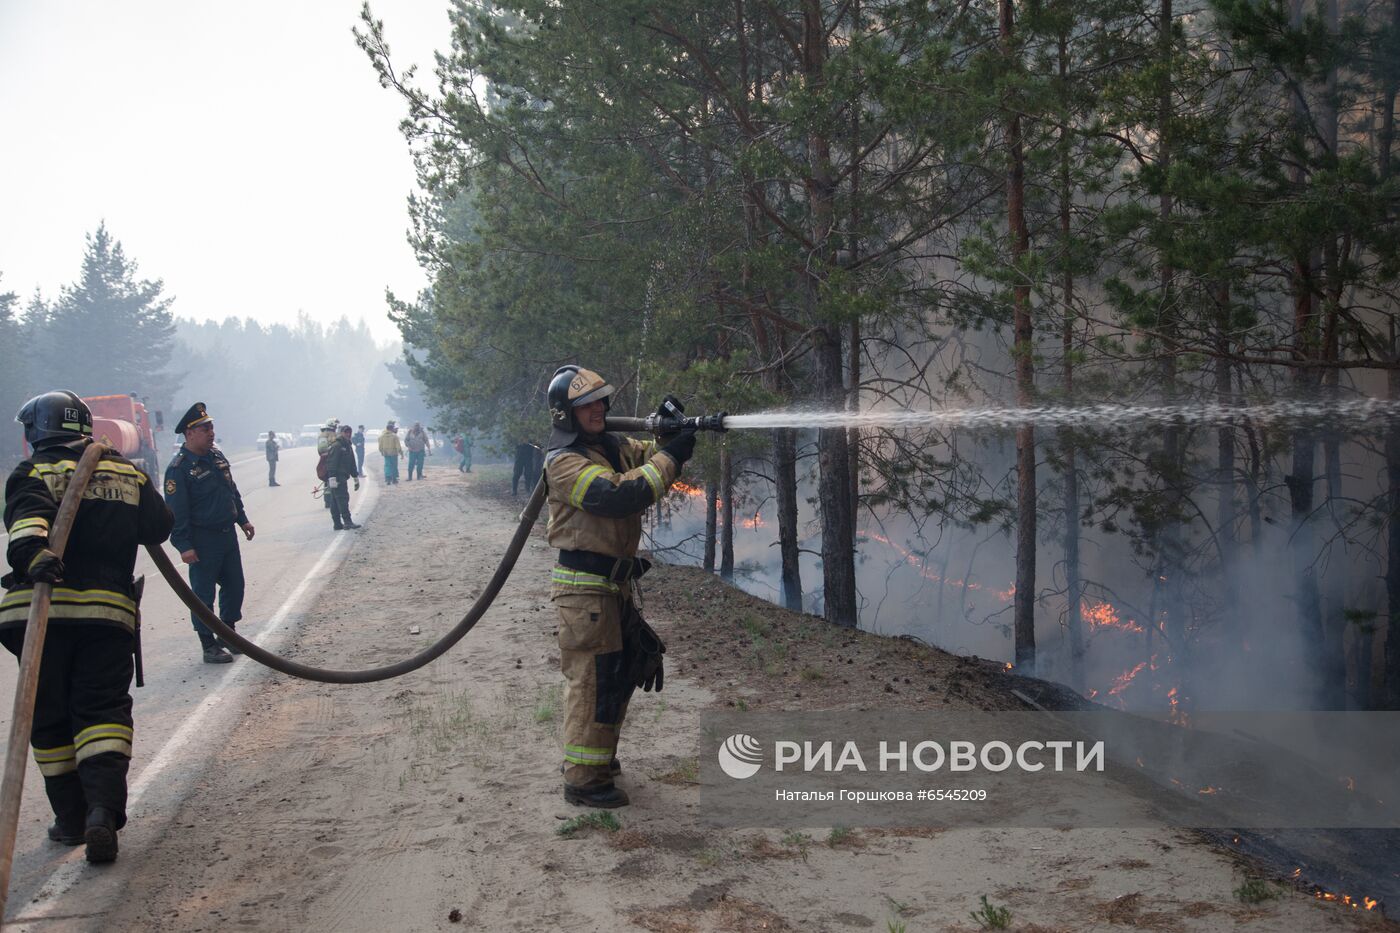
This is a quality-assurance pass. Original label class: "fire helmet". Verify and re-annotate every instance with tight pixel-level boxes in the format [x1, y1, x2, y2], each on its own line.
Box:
[547, 365, 614, 449]
[16, 391, 93, 449]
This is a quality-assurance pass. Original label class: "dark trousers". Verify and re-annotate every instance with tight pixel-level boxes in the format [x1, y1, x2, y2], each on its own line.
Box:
[355, 448, 365, 473]
[407, 450, 425, 479]
[513, 446, 542, 495]
[329, 484, 352, 527]
[187, 526, 244, 648]
[0, 625, 134, 828]
[267, 460, 277, 485]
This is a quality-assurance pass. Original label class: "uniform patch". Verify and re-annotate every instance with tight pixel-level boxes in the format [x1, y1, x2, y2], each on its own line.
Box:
[165, 478, 177, 494]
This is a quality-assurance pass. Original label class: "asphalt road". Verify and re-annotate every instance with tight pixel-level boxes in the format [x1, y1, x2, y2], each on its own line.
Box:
[0, 445, 377, 924]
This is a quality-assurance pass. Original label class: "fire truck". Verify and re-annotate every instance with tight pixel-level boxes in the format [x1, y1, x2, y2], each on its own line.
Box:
[84, 394, 165, 475]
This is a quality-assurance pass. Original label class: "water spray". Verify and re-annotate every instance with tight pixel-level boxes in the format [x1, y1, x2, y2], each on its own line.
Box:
[607, 396, 1400, 435]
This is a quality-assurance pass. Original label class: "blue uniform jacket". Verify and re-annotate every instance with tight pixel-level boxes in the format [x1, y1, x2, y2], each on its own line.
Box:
[163, 446, 248, 553]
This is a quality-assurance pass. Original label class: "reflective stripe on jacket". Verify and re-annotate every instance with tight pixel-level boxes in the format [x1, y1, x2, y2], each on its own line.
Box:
[3, 442, 173, 632]
[545, 433, 679, 597]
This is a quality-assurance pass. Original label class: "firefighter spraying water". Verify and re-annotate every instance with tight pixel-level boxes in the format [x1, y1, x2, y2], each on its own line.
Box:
[4, 378, 1400, 920]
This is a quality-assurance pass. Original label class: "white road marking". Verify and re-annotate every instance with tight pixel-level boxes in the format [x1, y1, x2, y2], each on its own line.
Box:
[8, 478, 379, 927]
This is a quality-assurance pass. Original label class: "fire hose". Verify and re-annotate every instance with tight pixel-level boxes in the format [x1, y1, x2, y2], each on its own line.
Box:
[0, 413, 729, 921]
[133, 412, 726, 682]
[145, 477, 548, 683]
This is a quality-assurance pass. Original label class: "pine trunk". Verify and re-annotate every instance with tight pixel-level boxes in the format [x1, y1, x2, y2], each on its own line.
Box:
[774, 428, 803, 611]
[803, 0, 858, 628]
[1215, 285, 1240, 650]
[1004, 0, 1036, 670]
[1057, 74, 1083, 690]
[704, 479, 718, 572]
[721, 444, 735, 581]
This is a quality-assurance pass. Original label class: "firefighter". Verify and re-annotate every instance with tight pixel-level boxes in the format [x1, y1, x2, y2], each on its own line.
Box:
[544, 366, 697, 807]
[2, 390, 173, 862]
[164, 402, 255, 664]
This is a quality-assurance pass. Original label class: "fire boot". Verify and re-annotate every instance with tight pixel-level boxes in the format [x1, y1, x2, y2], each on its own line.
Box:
[203, 644, 233, 664]
[43, 773, 86, 846]
[219, 624, 243, 656]
[84, 806, 119, 863]
[563, 783, 629, 809]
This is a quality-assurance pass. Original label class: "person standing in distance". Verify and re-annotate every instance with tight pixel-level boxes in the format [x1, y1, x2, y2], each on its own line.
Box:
[544, 366, 698, 808]
[2, 391, 174, 862]
[163, 402, 254, 664]
[325, 424, 361, 530]
[404, 422, 430, 481]
[352, 424, 367, 475]
[378, 421, 403, 485]
[265, 429, 280, 487]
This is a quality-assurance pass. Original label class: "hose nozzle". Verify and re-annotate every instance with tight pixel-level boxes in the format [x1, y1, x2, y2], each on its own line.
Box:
[604, 412, 729, 435]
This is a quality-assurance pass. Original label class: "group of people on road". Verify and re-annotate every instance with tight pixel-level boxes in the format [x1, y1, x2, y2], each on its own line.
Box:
[0, 363, 703, 872]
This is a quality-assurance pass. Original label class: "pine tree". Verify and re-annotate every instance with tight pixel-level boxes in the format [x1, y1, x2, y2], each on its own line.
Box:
[40, 223, 178, 406]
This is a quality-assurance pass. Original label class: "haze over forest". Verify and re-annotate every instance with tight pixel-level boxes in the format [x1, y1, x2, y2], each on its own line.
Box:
[0, 224, 432, 465]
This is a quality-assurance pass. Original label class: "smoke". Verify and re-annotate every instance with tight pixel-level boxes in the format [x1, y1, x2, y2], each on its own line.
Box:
[648, 410, 1390, 714]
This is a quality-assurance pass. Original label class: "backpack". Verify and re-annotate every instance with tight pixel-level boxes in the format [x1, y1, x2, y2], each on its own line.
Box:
[316, 450, 330, 481]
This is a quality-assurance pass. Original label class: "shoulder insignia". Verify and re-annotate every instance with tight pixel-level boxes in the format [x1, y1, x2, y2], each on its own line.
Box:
[165, 478, 178, 495]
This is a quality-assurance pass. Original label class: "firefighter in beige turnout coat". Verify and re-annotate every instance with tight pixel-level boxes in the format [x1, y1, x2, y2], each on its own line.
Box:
[544, 366, 697, 808]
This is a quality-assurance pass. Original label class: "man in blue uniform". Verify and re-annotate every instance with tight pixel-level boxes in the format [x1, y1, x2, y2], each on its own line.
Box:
[163, 402, 256, 664]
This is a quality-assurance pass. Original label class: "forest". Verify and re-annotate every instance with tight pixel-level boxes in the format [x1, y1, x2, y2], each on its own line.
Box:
[359, 0, 1400, 713]
[0, 224, 416, 467]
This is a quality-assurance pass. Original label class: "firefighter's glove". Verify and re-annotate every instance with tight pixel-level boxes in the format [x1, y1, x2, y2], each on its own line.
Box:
[660, 427, 697, 466]
[655, 394, 686, 442]
[27, 549, 65, 585]
[626, 615, 666, 693]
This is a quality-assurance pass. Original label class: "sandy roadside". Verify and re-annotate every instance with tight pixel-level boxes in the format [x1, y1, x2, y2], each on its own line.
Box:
[95, 466, 1392, 932]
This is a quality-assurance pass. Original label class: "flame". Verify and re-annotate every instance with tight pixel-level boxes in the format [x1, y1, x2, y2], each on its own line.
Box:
[741, 512, 767, 529]
[1313, 891, 1379, 910]
[1168, 685, 1189, 726]
[1197, 786, 1219, 795]
[1340, 776, 1355, 792]
[1108, 662, 1147, 697]
[1081, 601, 1144, 634]
[672, 480, 706, 498]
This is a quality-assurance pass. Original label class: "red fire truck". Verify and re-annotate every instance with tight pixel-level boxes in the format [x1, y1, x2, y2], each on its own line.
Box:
[83, 394, 165, 475]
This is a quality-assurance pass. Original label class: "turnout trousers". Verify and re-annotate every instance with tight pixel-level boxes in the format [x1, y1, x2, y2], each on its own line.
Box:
[187, 525, 244, 648]
[0, 626, 134, 830]
[555, 589, 636, 789]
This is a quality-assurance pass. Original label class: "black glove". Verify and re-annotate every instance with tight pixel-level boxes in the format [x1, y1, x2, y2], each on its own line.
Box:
[27, 548, 65, 585]
[655, 394, 686, 442]
[625, 611, 666, 693]
[660, 427, 697, 466]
